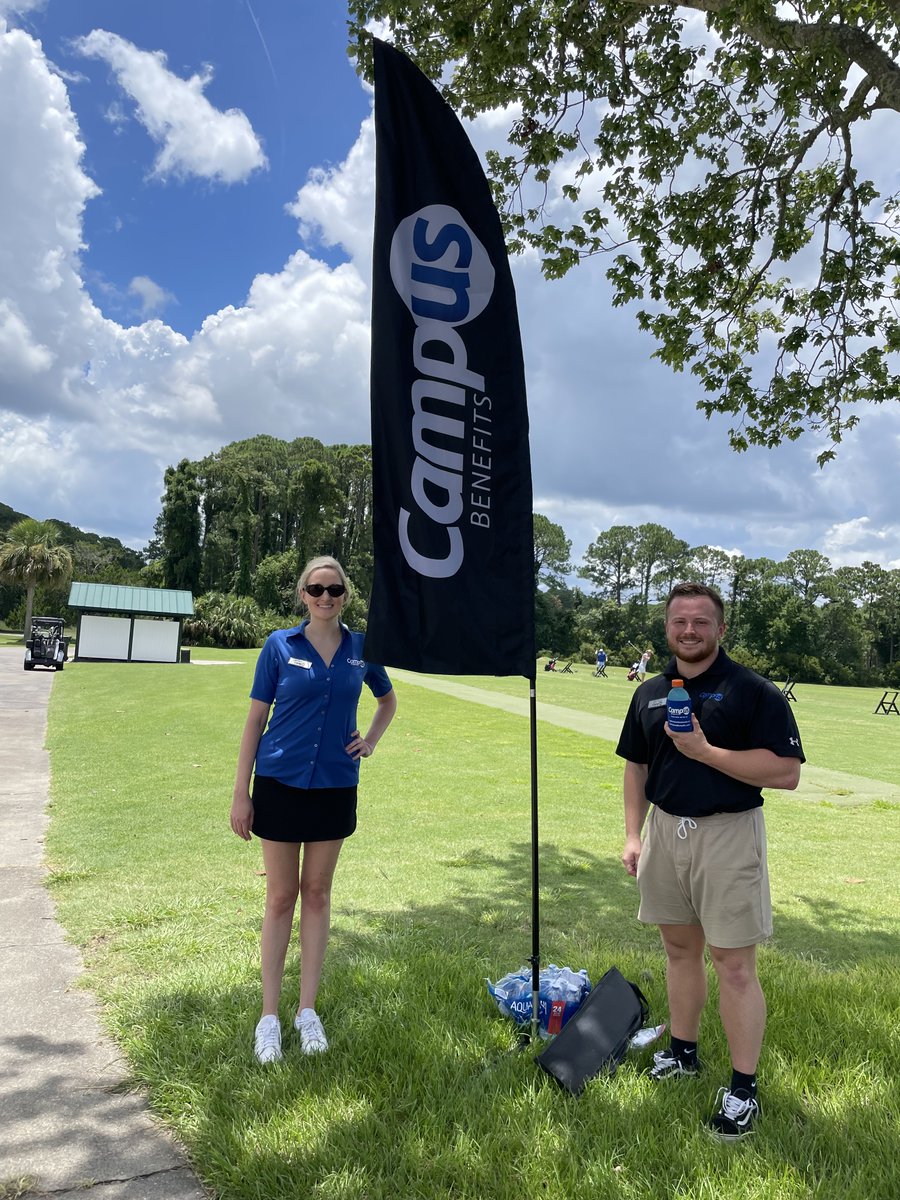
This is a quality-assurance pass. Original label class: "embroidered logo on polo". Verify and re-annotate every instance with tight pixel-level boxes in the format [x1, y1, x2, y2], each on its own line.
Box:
[699, 692, 723, 701]
[347, 658, 366, 667]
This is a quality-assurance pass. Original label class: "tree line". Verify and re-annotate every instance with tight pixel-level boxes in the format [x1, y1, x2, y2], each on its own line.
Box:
[534, 520, 900, 688]
[3, 438, 898, 684]
[143, 436, 374, 645]
[0, 504, 144, 636]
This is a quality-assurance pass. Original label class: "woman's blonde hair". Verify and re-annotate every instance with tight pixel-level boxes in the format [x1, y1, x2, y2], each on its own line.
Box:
[297, 555, 350, 603]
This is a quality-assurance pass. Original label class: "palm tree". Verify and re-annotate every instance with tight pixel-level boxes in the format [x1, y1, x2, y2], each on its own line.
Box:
[0, 519, 74, 640]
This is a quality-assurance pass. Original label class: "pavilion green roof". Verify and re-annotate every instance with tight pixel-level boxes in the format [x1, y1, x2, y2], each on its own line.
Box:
[67, 582, 194, 617]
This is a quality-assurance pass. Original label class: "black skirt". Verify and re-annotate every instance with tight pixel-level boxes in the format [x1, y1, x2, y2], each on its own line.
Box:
[251, 774, 358, 843]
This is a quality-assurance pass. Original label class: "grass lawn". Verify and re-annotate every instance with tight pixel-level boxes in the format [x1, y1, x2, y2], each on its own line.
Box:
[43, 653, 900, 1200]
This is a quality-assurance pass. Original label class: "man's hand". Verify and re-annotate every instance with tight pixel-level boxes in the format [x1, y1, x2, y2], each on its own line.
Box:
[622, 834, 642, 877]
[666, 719, 802, 789]
[664, 715, 710, 761]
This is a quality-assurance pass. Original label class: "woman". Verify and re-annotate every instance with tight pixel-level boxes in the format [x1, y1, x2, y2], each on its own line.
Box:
[230, 556, 397, 1063]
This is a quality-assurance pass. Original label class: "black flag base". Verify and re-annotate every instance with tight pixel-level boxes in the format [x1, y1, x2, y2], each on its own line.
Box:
[514, 955, 542, 1050]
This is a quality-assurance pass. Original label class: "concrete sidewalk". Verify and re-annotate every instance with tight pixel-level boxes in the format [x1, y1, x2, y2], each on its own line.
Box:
[0, 645, 207, 1199]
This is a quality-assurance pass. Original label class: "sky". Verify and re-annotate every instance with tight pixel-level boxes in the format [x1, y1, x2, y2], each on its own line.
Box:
[1, 0, 899, 578]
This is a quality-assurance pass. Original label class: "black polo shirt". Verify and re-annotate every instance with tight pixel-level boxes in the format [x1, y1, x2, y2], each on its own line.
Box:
[615, 648, 805, 818]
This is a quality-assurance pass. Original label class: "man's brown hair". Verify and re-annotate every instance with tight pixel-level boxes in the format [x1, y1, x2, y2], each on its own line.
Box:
[665, 582, 725, 624]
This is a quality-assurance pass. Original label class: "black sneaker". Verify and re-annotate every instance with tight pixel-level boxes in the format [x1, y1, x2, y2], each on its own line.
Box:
[648, 1047, 701, 1080]
[707, 1087, 759, 1140]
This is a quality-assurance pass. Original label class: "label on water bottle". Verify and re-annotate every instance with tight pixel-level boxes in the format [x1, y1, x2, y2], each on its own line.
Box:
[667, 704, 693, 732]
[666, 684, 693, 733]
[547, 999, 566, 1036]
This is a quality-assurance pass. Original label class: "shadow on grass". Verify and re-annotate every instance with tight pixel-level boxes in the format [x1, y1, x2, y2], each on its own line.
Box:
[771, 891, 900, 964]
[347, 830, 900, 974]
[94, 840, 900, 1200]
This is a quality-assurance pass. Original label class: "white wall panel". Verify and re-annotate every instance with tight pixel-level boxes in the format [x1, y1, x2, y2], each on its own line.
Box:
[78, 615, 131, 660]
[131, 618, 180, 663]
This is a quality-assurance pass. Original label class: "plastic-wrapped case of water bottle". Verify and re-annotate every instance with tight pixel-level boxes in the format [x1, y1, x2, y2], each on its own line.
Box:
[486, 964, 592, 1036]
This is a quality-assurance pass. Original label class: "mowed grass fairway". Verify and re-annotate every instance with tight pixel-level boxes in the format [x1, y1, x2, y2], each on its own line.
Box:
[44, 655, 899, 1200]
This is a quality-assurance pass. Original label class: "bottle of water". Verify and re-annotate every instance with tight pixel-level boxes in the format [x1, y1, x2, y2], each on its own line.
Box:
[667, 679, 693, 732]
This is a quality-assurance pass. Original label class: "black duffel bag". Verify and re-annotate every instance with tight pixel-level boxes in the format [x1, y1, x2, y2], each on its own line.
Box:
[536, 966, 649, 1096]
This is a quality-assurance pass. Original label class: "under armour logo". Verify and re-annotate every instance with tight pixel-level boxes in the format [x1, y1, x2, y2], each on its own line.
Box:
[789, 737, 800, 746]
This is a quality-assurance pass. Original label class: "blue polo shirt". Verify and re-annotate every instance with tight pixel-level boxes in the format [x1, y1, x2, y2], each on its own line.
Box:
[250, 622, 392, 789]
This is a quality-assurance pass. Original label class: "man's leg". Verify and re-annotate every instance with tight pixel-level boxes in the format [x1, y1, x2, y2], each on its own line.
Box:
[708, 943, 765, 1074]
[647, 924, 707, 1079]
[706, 943, 764, 1138]
[660, 923, 708, 1040]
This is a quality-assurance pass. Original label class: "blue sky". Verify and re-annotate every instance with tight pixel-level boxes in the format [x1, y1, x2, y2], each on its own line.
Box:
[31, 0, 367, 334]
[1, 0, 899, 576]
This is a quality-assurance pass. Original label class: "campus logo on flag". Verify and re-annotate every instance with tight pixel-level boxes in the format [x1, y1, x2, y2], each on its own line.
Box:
[389, 204, 497, 579]
[365, 39, 534, 677]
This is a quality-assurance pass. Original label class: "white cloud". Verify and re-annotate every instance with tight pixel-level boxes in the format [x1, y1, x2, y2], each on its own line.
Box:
[74, 29, 268, 184]
[0, 0, 44, 21]
[103, 99, 129, 132]
[179, 251, 371, 446]
[128, 275, 175, 316]
[0, 23, 105, 419]
[822, 517, 900, 571]
[286, 115, 376, 268]
[0, 299, 54, 378]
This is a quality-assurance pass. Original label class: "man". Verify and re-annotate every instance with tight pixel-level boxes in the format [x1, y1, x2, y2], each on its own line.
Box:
[616, 582, 803, 1141]
[594, 647, 607, 677]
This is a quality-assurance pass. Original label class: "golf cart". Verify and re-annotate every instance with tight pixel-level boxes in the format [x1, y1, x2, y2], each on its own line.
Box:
[24, 616, 70, 671]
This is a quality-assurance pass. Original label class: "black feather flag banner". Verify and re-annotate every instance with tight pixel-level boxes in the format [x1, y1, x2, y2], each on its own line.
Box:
[364, 38, 535, 677]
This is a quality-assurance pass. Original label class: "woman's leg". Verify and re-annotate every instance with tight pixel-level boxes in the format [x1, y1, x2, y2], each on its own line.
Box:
[259, 838, 301, 1017]
[297, 838, 344, 1013]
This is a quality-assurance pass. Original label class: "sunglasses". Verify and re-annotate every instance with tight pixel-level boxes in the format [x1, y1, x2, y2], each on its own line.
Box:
[304, 582, 346, 598]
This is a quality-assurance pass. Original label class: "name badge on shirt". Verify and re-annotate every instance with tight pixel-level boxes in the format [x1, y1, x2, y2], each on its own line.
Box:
[289, 657, 312, 668]
[648, 698, 666, 709]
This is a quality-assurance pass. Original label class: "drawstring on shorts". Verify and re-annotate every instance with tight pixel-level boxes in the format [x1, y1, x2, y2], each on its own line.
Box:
[676, 816, 698, 840]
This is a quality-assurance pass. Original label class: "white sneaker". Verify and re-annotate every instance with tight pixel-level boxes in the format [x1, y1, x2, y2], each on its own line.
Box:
[294, 1008, 328, 1054]
[254, 1014, 282, 1064]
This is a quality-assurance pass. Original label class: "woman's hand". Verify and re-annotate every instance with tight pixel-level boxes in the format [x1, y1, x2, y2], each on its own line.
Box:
[230, 792, 254, 840]
[346, 730, 373, 760]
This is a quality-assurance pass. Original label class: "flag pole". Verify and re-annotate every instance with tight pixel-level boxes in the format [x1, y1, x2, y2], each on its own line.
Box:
[528, 672, 540, 1044]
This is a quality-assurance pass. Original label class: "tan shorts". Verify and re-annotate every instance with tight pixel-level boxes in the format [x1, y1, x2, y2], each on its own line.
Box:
[636, 806, 772, 948]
